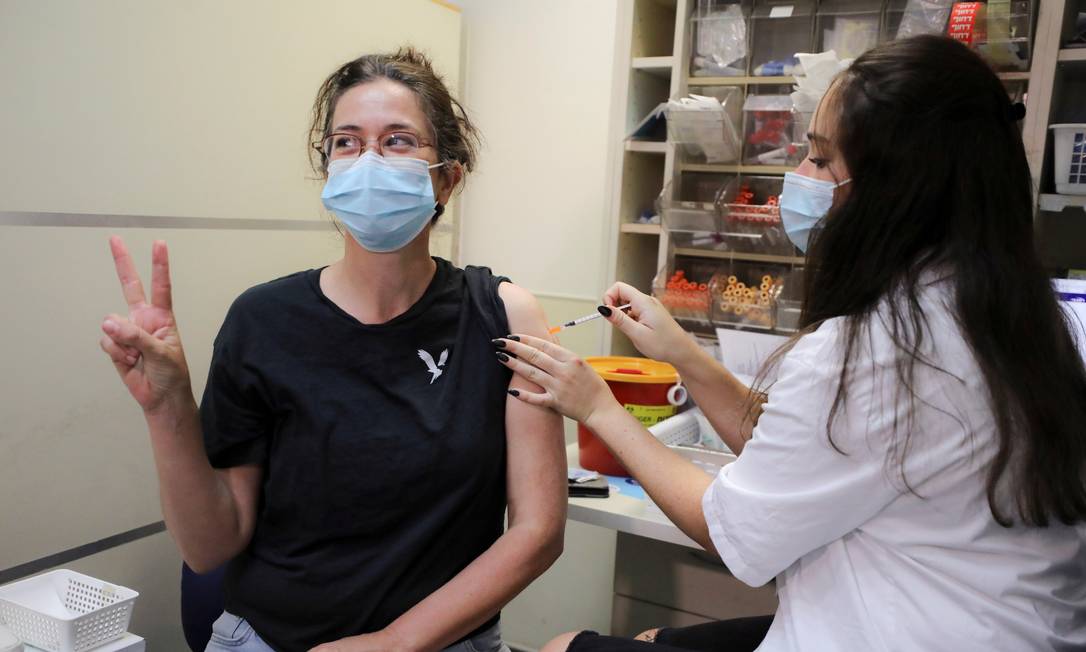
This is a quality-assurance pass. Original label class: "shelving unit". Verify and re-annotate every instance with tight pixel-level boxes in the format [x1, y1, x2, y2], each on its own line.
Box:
[606, 0, 1079, 356]
[1057, 48, 1086, 62]
[1033, 1, 1086, 270]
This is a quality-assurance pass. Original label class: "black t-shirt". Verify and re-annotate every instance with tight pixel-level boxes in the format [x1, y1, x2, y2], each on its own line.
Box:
[199, 258, 513, 652]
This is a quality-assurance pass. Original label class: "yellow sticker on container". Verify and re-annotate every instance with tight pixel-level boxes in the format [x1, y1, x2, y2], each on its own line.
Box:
[624, 403, 677, 426]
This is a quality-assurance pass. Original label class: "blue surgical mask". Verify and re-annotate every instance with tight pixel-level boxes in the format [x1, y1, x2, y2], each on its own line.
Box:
[779, 172, 851, 253]
[321, 151, 445, 253]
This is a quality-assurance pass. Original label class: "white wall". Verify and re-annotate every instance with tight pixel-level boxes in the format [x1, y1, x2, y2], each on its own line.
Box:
[458, 2, 623, 649]
[458, 0, 619, 303]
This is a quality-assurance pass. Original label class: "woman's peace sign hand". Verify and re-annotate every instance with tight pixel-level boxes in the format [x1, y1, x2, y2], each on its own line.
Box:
[99, 236, 192, 415]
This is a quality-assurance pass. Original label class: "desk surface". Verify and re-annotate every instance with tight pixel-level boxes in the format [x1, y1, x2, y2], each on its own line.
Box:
[565, 444, 699, 549]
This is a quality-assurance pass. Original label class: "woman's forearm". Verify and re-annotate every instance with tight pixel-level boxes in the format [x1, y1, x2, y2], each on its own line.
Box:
[382, 521, 563, 652]
[671, 344, 760, 455]
[144, 391, 252, 572]
[586, 403, 717, 552]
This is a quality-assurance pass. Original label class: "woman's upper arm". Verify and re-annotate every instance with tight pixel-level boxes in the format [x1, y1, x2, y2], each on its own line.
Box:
[218, 463, 263, 552]
[498, 283, 567, 536]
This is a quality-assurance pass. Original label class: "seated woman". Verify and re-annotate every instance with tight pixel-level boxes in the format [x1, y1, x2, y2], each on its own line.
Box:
[99, 47, 566, 652]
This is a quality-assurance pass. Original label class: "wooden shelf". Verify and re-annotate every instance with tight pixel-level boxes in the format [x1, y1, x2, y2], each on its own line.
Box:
[1040, 194, 1086, 212]
[674, 248, 804, 265]
[620, 222, 663, 234]
[688, 73, 1029, 85]
[625, 140, 667, 153]
[680, 163, 794, 175]
[1058, 48, 1086, 63]
[687, 75, 795, 86]
[632, 56, 675, 78]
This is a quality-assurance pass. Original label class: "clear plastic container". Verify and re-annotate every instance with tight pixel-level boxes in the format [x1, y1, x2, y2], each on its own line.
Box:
[742, 94, 803, 164]
[816, 0, 881, 59]
[973, 0, 1033, 72]
[667, 88, 743, 164]
[653, 260, 720, 331]
[774, 299, 802, 331]
[884, 0, 955, 41]
[720, 176, 797, 255]
[749, 0, 815, 76]
[690, 0, 752, 77]
[711, 262, 790, 330]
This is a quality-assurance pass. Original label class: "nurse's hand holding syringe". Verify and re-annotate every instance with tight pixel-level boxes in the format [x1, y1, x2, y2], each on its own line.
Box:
[494, 282, 765, 556]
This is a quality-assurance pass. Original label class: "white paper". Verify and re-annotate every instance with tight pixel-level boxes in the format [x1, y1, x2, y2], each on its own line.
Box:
[716, 328, 789, 379]
[769, 5, 795, 18]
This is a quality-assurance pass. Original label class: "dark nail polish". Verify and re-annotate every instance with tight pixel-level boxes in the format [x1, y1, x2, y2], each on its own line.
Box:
[496, 351, 510, 362]
[492, 338, 506, 348]
[508, 389, 520, 397]
[506, 335, 521, 342]
[597, 305, 613, 317]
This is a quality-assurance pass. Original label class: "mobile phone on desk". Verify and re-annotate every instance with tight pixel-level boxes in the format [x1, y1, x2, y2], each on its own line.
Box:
[568, 468, 610, 498]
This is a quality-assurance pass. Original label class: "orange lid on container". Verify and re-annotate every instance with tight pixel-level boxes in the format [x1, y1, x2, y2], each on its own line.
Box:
[585, 356, 679, 384]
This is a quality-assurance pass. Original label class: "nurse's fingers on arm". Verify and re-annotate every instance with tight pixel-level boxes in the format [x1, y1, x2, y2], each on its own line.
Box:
[498, 338, 563, 376]
[497, 350, 554, 389]
[504, 333, 575, 363]
[507, 387, 553, 409]
[109, 236, 147, 311]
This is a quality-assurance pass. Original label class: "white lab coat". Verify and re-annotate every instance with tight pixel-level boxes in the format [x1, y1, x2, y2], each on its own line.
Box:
[702, 277, 1086, 651]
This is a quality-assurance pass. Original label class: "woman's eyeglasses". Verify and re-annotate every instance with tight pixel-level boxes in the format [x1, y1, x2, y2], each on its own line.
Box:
[313, 131, 435, 161]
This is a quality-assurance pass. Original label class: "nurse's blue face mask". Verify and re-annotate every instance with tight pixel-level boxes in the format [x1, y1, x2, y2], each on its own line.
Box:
[779, 172, 851, 253]
[321, 150, 446, 253]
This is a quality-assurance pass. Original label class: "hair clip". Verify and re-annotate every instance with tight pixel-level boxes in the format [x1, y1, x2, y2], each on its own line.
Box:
[1008, 102, 1026, 122]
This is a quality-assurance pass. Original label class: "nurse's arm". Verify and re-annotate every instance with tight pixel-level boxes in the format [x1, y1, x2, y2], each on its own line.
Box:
[600, 284, 763, 454]
[584, 403, 717, 553]
[669, 342, 764, 455]
[367, 284, 566, 652]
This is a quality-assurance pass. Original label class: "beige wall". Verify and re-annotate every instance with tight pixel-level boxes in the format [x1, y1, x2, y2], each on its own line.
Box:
[0, 1, 462, 648]
[458, 0, 619, 304]
[458, 2, 623, 649]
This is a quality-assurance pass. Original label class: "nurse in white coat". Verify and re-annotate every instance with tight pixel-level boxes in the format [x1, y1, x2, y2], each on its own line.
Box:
[495, 36, 1086, 652]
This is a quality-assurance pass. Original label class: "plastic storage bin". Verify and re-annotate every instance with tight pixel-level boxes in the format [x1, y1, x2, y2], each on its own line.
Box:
[659, 190, 723, 249]
[885, 0, 955, 40]
[1051, 124, 1086, 195]
[711, 262, 793, 330]
[690, 0, 751, 77]
[972, 0, 1033, 72]
[749, 0, 815, 76]
[653, 261, 718, 328]
[0, 570, 138, 652]
[816, 0, 882, 59]
[667, 89, 743, 163]
[742, 94, 803, 164]
[720, 175, 796, 255]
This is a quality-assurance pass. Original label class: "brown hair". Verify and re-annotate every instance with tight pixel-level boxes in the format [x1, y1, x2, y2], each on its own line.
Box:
[307, 47, 480, 182]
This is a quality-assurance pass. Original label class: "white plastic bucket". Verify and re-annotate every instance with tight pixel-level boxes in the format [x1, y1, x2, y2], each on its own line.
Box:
[1050, 124, 1086, 195]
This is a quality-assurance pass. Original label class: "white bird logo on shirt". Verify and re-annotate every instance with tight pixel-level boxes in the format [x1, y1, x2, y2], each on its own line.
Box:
[418, 348, 449, 384]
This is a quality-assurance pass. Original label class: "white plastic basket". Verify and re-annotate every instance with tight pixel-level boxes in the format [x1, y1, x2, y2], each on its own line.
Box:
[1051, 124, 1086, 195]
[0, 570, 138, 652]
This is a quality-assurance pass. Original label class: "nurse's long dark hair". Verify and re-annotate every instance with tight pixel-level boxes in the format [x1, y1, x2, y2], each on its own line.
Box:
[790, 36, 1086, 527]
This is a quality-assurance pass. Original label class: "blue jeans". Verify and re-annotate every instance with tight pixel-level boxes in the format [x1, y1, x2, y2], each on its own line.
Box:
[204, 611, 512, 652]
